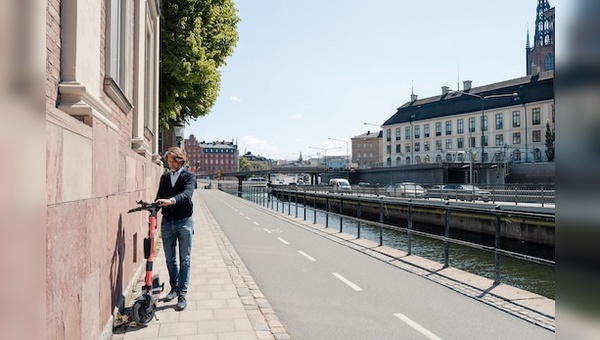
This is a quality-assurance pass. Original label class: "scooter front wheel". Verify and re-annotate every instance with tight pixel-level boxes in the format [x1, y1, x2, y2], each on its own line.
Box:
[131, 298, 155, 324]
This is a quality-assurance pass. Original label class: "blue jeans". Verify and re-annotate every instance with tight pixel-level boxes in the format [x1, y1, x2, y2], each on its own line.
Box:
[161, 216, 194, 296]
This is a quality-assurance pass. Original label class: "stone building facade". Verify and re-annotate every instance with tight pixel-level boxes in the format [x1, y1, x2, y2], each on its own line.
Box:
[46, 0, 162, 338]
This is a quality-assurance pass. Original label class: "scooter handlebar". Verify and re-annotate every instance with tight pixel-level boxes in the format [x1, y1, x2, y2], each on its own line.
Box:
[127, 200, 160, 213]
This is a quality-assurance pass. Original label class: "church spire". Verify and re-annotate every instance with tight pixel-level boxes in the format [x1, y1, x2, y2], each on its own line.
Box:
[526, 27, 531, 50]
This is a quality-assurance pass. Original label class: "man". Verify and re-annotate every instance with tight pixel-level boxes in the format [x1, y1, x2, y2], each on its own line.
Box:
[155, 147, 196, 311]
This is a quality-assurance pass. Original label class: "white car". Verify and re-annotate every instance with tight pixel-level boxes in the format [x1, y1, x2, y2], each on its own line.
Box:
[386, 182, 428, 198]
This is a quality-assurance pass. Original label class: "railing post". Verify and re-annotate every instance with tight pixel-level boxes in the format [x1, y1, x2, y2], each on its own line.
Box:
[541, 185, 545, 207]
[494, 214, 502, 285]
[295, 188, 298, 218]
[357, 199, 362, 239]
[407, 205, 413, 255]
[379, 198, 384, 246]
[515, 186, 518, 206]
[339, 195, 344, 232]
[443, 208, 450, 268]
[313, 192, 317, 224]
[303, 191, 307, 221]
[288, 190, 291, 215]
[325, 193, 330, 228]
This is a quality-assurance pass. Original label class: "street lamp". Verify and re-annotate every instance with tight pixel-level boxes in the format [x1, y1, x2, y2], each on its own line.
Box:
[449, 91, 518, 184]
[309, 146, 341, 171]
[173, 120, 185, 148]
[328, 138, 350, 179]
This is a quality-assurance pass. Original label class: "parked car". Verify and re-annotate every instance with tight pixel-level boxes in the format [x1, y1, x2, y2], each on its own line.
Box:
[386, 182, 428, 198]
[441, 184, 491, 202]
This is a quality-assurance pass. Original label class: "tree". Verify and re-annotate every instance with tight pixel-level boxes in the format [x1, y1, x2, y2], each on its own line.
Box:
[160, 0, 240, 129]
[545, 121, 555, 162]
[239, 156, 251, 172]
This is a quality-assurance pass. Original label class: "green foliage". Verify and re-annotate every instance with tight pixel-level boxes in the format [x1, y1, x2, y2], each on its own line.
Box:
[545, 121, 555, 162]
[160, 0, 240, 129]
[238, 156, 251, 171]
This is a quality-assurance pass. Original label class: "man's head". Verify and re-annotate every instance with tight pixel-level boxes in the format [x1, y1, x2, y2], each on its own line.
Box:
[164, 147, 186, 171]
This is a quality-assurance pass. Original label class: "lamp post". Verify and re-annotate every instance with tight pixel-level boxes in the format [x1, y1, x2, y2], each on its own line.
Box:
[308, 146, 341, 171]
[328, 138, 350, 180]
[173, 120, 185, 148]
[364, 122, 392, 184]
[449, 91, 518, 184]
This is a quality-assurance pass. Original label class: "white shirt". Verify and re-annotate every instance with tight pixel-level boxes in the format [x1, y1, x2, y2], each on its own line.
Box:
[170, 167, 183, 187]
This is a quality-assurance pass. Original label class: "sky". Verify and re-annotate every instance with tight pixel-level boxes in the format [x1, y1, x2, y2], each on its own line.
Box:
[186, 0, 565, 161]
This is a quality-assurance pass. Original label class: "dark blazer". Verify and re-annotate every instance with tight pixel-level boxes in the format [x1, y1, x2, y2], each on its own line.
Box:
[155, 169, 196, 220]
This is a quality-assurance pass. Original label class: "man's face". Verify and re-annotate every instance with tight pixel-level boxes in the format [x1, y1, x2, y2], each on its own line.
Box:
[166, 155, 181, 171]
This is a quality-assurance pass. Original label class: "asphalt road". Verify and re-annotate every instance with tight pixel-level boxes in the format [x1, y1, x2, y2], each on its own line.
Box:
[200, 190, 553, 340]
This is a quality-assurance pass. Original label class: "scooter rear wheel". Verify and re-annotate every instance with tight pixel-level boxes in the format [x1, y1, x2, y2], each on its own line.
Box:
[131, 298, 155, 324]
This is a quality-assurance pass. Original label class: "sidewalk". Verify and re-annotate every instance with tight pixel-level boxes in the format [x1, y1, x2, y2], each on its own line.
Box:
[112, 191, 291, 340]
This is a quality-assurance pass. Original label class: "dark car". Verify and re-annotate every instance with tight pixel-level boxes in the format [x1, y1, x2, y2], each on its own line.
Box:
[441, 184, 491, 202]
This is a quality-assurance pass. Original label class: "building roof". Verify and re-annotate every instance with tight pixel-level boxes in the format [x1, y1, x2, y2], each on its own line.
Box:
[383, 72, 554, 126]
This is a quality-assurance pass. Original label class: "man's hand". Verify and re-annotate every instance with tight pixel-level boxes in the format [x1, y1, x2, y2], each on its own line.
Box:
[156, 198, 174, 206]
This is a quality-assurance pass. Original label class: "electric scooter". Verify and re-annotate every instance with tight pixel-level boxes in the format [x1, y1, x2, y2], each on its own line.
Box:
[127, 200, 164, 324]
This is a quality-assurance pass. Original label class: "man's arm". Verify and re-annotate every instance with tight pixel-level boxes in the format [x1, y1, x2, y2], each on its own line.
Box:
[171, 172, 196, 204]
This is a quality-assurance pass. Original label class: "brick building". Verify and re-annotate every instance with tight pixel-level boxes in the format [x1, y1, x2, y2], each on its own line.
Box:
[184, 135, 239, 176]
[46, 0, 162, 338]
[526, 0, 555, 75]
[351, 130, 383, 168]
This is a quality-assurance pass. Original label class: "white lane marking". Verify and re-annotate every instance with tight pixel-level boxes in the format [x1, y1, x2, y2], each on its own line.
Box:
[263, 228, 272, 234]
[239, 212, 244, 216]
[298, 251, 317, 262]
[245, 216, 251, 220]
[277, 237, 289, 245]
[253, 221, 260, 226]
[332, 273, 362, 291]
[393, 313, 443, 340]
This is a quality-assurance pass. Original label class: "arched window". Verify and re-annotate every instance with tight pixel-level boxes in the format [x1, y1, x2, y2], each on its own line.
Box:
[545, 53, 554, 71]
[534, 148, 542, 162]
[512, 149, 521, 161]
[436, 154, 442, 163]
[396, 156, 402, 165]
[424, 155, 430, 163]
[445, 153, 453, 162]
[406, 156, 411, 164]
[387, 157, 391, 166]
[415, 155, 421, 164]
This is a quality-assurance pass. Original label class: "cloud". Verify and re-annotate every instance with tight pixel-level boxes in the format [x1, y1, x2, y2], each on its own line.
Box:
[229, 95, 241, 102]
[291, 114, 303, 120]
[241, 135, 280, 153]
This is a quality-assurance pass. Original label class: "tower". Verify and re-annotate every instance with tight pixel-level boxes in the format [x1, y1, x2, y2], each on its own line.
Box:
[526, 0, 554, 75]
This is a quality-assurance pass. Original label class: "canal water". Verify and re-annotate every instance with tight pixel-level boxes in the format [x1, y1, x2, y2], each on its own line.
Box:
[254, 193, 555, 300]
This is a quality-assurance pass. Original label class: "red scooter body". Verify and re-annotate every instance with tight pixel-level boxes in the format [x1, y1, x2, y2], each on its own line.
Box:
[127, 200, 164, 324]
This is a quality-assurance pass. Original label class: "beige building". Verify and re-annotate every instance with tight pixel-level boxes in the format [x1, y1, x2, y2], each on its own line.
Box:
[46, 0, 162, 338]
[351, 130, 383, 168]
[381, 72, 554, 183]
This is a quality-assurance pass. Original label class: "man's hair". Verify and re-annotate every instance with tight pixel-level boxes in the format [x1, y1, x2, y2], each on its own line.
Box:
[164, 147, 187, 165]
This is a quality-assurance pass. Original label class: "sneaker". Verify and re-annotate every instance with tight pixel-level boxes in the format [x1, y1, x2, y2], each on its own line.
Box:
[163, 289, 178, 302]
[176, 295, 187, 311]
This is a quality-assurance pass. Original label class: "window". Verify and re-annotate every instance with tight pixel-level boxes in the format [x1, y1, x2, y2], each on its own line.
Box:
[405, 143, 411, 153]
[534, 148, 542, 161]
[532, 108, 541, 125]
[396, 144, 401, 153]
[481, 115, 488, 131]
[513, 132, 521, 144]
[414, 142, 420, 151]
[445, 139, 452, 150]
[532, 130, 542, 142]
[457, 137, 464, 149]
[435, 122, 442, 136]
[445, 121, 452, 135]
[424, 124, 430, 138]
[414, 125, 420, 139]
[106, 0, 131, 97]
[469, 118, 475, 132]
[470, 137, 476, 148]
[545, 53, 554, 71]
[482, 152, 489, 162]
[496, 134, 504, 146]
[482, 135, 488, 147]
[435, 140, 442, 151]
[513, 149, 521, 161]
[495, 113, 503, 129]
[395, 128, 401, 141]
[424, 141, 430, 151]
[512, 111, 521, 127]
[386, 129, 391, 142]
[386, 145, 391, 154]
[457, 119, 464, 134]
[405, 127, 411, 140]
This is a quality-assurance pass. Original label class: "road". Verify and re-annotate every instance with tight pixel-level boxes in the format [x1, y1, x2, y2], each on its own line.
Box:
[200, 190, 553, 339]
